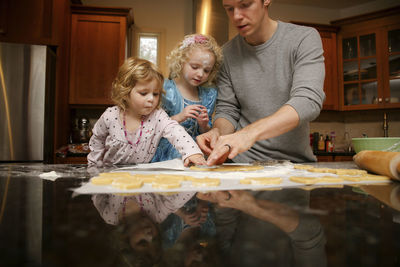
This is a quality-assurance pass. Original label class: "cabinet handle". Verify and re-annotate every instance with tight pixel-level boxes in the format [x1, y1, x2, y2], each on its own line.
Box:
[378, 98, 383, 103]
[385, 98, 390, 103]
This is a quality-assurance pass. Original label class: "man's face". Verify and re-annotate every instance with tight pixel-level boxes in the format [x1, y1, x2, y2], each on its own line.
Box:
[222, 0, 267, 41]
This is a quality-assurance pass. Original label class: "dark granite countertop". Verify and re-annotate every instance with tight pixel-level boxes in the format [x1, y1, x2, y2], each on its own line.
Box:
[0, 162, 399, 266]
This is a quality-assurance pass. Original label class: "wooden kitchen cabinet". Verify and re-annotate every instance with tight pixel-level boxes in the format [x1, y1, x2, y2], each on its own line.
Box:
[69, 5, 133, 105]
[0, 0, 69, 45]
[332, 7, 400, 110]
[292, 22, 340, 110]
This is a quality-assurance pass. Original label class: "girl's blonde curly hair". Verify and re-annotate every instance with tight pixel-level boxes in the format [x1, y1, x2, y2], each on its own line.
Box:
[111, 57, 165, 111]
[167, 34, 223, 87]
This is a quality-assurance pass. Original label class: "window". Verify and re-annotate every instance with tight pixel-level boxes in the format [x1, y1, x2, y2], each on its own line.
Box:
[133, 28, 165, 74]
[138, 33, 159, 65]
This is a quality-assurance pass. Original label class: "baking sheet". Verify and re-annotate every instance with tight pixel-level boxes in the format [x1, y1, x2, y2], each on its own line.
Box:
[73, 161, 392, 194]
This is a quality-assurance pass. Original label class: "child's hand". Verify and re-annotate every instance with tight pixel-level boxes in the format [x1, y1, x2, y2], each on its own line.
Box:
[173, 105, 206, 123]
[184, 154, 206, 167]
[176, 206, 208, 227]
[196, 107, 209, 132]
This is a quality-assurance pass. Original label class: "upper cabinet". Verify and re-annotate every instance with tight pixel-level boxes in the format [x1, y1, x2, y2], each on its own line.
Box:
[332, 7, 400, 110]
[69, 5, 133, 105]
[0, 0, 69, 45]
[292, 22, 339, 110]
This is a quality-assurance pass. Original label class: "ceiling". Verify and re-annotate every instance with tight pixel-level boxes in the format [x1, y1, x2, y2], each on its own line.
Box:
[275, 0, 378, 9]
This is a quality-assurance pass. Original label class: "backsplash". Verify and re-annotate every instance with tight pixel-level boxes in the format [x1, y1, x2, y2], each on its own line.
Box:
[310, 109, 400, 151]
[73, 107, 400, 152]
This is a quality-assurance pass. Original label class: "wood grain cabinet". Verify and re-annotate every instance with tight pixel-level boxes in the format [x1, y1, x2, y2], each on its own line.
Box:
[292, 22, 340, 110]
[0, 0, 69, 45]
[332, 7, 400, 110]
[69, 5, 133, 105]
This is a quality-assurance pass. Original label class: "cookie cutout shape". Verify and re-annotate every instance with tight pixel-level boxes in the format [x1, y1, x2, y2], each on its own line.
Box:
[340, 176, 363, 182]
[293, 164, 314, 170]
[318, 176, 344, 183]
[111, 177, 144, 189]
[308, 168, 336, 174]
[152, 178, 182, 189]
[131, 174, 157, 183]
[334, 169, 367, 175]
[290, 176, 321, 184]
[91, 176, 114, 185]
[362, 174, 391, 181]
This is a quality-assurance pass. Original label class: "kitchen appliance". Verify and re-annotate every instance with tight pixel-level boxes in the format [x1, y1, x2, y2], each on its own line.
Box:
[0, 42, 55, 162]
[71, 117, 92, 144]
[194, 0, 229, 46]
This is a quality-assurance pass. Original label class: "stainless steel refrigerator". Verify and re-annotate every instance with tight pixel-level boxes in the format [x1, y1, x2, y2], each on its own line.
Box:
[0, 42, 55, 162]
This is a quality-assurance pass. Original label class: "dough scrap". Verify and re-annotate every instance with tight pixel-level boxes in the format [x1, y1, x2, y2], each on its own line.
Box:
[190, 165, 264, 172]
[290, 176, 321, 184]
[240, 177, 282, 185]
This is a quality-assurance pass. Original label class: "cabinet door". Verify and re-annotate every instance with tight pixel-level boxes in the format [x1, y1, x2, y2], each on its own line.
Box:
[69, 13, 127, 105]
[0, 0, 68, 45]
[383, 24, 400, 107]
[320, 30, 339, 110]
[339, 29, 384, 110]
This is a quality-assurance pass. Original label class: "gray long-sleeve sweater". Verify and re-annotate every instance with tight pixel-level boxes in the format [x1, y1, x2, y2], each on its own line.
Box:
[214, 21, 325, 163]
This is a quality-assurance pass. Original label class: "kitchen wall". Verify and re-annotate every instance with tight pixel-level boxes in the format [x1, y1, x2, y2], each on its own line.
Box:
[81, 0, 400, 149]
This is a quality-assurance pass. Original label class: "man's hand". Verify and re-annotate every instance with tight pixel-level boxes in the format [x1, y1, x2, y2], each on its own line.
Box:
[206, 129, 256, 165]
[196, 127, 221, 156]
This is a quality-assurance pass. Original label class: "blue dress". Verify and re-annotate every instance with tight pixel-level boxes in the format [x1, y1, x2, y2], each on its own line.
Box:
[151, 79, 217, 162]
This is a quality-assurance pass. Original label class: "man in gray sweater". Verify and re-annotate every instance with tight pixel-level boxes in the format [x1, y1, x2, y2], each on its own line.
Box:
[197, 0, 325, 163]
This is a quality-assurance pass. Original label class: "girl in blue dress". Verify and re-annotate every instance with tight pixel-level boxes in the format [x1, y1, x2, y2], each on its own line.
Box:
[152, 34, 223, 162]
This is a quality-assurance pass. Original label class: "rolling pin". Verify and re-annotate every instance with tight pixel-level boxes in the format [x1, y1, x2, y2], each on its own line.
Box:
[353, 150, 400, 180]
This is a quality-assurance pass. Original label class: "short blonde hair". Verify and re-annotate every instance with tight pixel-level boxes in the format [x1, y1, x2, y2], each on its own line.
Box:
[111, 58, 165, 111]
[167, 34, 223, 87]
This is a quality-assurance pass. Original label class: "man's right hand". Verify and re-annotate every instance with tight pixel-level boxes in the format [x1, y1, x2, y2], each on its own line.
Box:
[196, 127, 220, 156]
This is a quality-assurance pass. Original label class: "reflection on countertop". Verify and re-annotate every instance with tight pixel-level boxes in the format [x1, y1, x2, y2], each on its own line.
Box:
[0, 162, 400, 266]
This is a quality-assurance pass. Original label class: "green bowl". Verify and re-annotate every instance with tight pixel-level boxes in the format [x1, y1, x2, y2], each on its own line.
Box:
[352, 137, 400, 153]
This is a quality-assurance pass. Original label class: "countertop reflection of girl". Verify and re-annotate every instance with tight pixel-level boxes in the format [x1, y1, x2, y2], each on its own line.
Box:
[93, 192, 195, 266]
[151, 34, 222, 162]
[87, 57, 206, 167]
